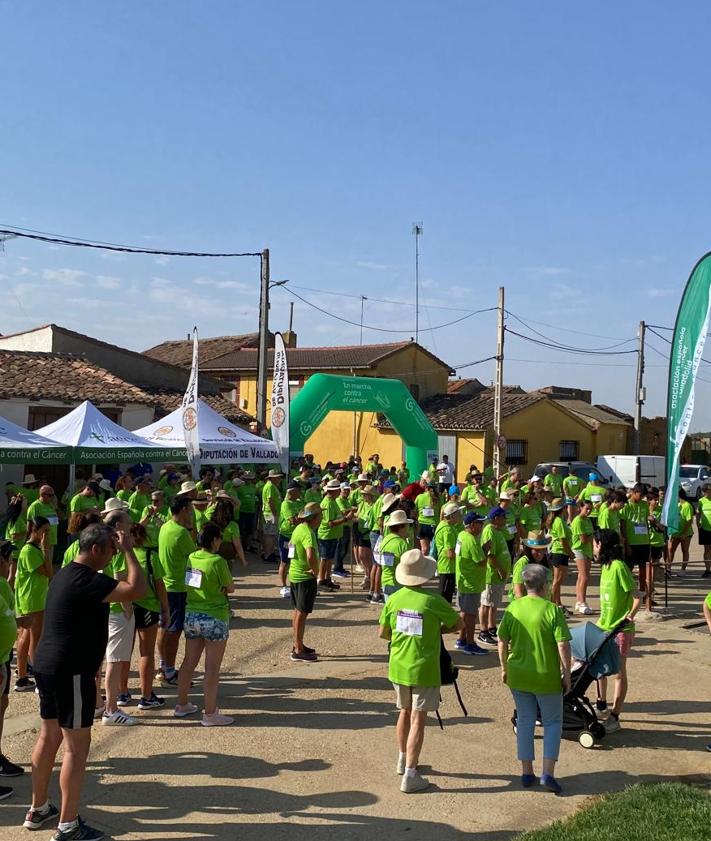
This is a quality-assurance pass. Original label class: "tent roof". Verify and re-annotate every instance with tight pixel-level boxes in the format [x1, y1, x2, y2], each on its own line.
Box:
[0, 414, 72, 464]
[133, 399, 280, 464]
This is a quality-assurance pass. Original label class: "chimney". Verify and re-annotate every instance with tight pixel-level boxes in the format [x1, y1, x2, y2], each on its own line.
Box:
[281, 330, 297, 348]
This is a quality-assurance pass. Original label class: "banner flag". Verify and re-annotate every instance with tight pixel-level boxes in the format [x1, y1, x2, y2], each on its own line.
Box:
[182, 326, 201, 480]
[662, 253, 711, 531]
[270, 333, 290, 472]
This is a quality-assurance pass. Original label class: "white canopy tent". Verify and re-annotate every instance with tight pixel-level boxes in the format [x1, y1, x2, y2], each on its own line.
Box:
[133, 399, 281, 465]
[0, 414, 71, 464]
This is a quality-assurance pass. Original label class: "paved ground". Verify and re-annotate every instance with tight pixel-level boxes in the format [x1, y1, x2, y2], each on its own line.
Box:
[2, 548, 711, 839]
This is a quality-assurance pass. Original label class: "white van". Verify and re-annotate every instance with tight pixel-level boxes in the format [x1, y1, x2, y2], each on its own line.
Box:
[596, 455, 665, 489]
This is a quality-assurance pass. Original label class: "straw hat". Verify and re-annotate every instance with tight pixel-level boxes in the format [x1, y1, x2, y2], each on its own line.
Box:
[299, 502, 322, 519]
[395, 548, 437, 587]
[22, 474, 38, 485]
[357, 473, 369, 482]
[442, 502, 463, 518]
[499, 490, 518, 500]
[381, 492, 399, 514]
[524, 530, 552, 548]
[268, 469, 284, 479]
[99, 479, 113, 492]
[386, 509, 413, 528]
[215, 490, 233, 500]
[101, 498, 129, 516]
[325, 479, 341, 491]
[178, 481, 197, 495]
[362, 484, 376, 496]
[548, 497, 565, 512]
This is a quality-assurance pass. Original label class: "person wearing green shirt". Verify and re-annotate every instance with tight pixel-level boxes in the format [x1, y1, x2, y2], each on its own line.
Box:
[278, 483, 303, 598]
[4, 494, 27, 571]
[157, 496, 197, 684]
[235, 472, 258, 551]
[620, 483, 651, 594]
[562, 472, 583, 500]
[499, 492, 520, 558]
[208, 498, 247, 568]
[288, 503, 322, 661]
[546, 500, 573, 611]
[0, 539, 23, 781]
[261, 469, 284, 564]
[414, 486, 441, 555]
[18, 475, 40, 505]
[139, 489, 170, 549]
[355, 485, 377, 600]
[543, 466, 563, 497]
[175, 522, 235, 726]
[497, 563, 572, 794]
[598, 490, 626, 538]
[593, 528, 642, 734]
[480, 507, 512, 646]
[500, 469, 521, 496]
[317, 480, 352, 591]
[571, 499, 594, 615]
[128, 478, 153, 525]
[646, 487, 667, 574]
[433, 502, 461, 604]
[518, 491, 543, 536]
[704, 590, 711, 635]
[510, 532, 552, 601]
[26, 484, 60, 553]
[454, 512, 489, 655]
[460, 473, 490, 517]
[695, 484, 711, 578]
[69, 482, 102, 517]
[379, 548, 461, 793]
[14, 517, 52, 692]
[577, 473, 605, 522]
[379, 510, 413, 598]
[334, 484, 357, 579]
[669, 489, 694, 578]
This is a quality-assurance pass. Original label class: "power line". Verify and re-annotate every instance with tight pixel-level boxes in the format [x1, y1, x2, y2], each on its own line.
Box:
[507, 356, 664, 369]
[0, 226, 261, 258]
[505, 311, 631, 341]
[505, 310, 637, 352]
[289, 283, 480, 313]
[505, 327, 639, 356]
[646, 326, 711, 366]
[645, 340, 711, 385]
[450, 355, 497, 370]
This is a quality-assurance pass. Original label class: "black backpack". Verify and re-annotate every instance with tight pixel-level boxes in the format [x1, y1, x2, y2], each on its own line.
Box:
[436, 638, 468, 729]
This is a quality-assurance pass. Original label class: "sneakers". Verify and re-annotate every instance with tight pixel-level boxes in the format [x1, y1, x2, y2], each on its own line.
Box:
[521, 774, 536, 788]
[23, 802, 60, 829]
[463, 643, 489, 656]
[0, 785, 12, 800]
[396, 754, 406, 775]
[160, 671, 179, 686]
[101, 710, 137, 726]
[116, 692, 132, 707]
[454, 638, 467, 650]
[291, 649, 318, 662]
[279, 586, 291, 598]
[477, 631, 496, 647]
[540, 773, 563, 795]
[52, 816, 105, 840]
[574, 603, 594, 615]
[400, 770, 430, 793]
[605, 714, 621, 733]
[174, 703, 198, 718]
[360, 578, 371, 591]
[332, 570, 350, 578]
[201, 710, 234, 727]
[137, 693, 166, 710]
[13, 676, 35, 692]
[0, 753, 23, 776]
[318, 579, 338, 592]
[702, 569, 711, 578]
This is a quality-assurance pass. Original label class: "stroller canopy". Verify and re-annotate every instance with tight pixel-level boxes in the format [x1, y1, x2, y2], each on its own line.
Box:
[570, 622, 621, 679]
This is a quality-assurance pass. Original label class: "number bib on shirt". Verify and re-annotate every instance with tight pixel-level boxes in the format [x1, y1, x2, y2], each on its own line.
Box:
[591, 494, 602, 504]
[288, 544, 296, 559]
[422, 507, 434, 518]
[634, 524, 648, 536]
[185, 568, 203, 588]
[382, 552, 395, 567]
[507, 525, 517, 535]
[396, 609, 423, 637]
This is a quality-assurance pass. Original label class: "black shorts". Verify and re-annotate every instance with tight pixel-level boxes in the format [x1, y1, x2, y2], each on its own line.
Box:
[438, 573, 456, 604]
[1, 659, 10, 696]
[291, 578, 318, 614]
[164, 591, 187, 632]
[239, 511, 257, 538]
[278, 534, 291, 564]
[699, 528, 711, 546]
[550, 552, 569, 568]
[438, 483, 449, 495]
[35, 671, 96, 730]
[134, 604, 160, 630]
[418, 524, 435, 540]
[627, 544, 650, 568]
[353, 529, 371, 549]
[650, 546, 664, 561]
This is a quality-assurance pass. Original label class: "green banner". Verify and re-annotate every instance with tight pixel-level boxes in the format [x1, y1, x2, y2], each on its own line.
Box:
[663, 253, 711, 531]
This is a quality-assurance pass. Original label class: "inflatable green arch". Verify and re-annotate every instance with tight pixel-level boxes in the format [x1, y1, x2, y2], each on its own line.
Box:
[289, 373, 438, 479]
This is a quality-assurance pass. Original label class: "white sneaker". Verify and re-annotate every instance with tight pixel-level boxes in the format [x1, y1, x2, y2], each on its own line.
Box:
[101, 710, 137, 726]
[279, 586, 291, 598]
[174, 703, 198, 718]
[605, 715, 621, 733]
[400, 770, 430, 793]
[396, 754, 406, 775]
[575, 603, 594, 615]
[202, 710, 234, 727]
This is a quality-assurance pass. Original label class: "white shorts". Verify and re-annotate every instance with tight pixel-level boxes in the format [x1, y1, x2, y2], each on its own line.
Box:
[106, 610, 135, 663]
[481, 582, 505, 608]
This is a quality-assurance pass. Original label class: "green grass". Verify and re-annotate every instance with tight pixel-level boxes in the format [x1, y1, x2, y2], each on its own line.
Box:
[517, 782, 711, 841]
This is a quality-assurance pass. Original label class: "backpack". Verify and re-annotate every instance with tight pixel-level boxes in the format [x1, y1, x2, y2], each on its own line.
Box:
[436, 638, 468, 729]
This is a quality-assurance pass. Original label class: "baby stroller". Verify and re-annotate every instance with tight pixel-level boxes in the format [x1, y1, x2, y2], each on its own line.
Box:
[511, 620, 624, 749]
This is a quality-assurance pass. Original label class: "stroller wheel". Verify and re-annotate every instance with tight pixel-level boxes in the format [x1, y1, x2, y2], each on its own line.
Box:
[591, 722, 606, 740]
[578, 731, 595, 749]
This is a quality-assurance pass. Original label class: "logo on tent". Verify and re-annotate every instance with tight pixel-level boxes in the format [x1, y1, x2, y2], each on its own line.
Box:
[183, 408, 198, 432]
[154, 425, 174, 438]
[89, 431, 105, 444]
[217, 426, 236, 438]
[271, 407, 286, 428]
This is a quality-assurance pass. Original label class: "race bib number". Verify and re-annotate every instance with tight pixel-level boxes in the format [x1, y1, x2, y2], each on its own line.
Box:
[382, 552, 395, 567]
[185, 568, 203, 588]
[591, 494, 602, 504]
[422, 507, 434, 518]
[634, 524, 648, 536]
[396, 609, 423, 637]
[507, 524, 517, 535]
[48, 516, 59, 526]
[287, 543, 296, 559]
[373, 536, 382, 563]
[455, 540, 462, 556]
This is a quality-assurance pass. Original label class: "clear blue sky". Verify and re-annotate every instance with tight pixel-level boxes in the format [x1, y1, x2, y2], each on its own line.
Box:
[3, 2, 711, 427]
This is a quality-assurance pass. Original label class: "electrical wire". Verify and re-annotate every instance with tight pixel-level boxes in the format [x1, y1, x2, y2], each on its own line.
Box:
[506, 356, 663, 369]
[450, 355, 497, 370]
[505, 327, 639, 356]
[645, 340, 711, 385]
[646, 325, 711, 366]
[504, 311, 632, 342]
[505, 311, 637, 352]
[290, 283, 478, 313]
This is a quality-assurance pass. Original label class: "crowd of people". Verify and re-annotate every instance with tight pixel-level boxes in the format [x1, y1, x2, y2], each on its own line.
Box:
[0, 453, 709, 833]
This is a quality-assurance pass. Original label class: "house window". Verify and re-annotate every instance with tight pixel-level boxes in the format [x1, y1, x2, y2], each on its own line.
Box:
[560, 440, 580, 462]
[505, 439, 527, 465]
[27, 406, 71, 430]
[234, 376, 241, 400]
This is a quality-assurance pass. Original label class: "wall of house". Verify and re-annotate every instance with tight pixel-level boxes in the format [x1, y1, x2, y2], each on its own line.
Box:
[454, 432, 488, 484]
[0, 327, 54, 352]
[593, 423, 631, 459]
[374, 345, 449, 400]
[304, 412, 404, 470]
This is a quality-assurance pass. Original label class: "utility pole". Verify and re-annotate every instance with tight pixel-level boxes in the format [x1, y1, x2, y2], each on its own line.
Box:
[633, 320, 646, 456]
[288, 301, 294, 333]
[359, 295, 367, 345]
[256, 248, 270, 431]
[412, 223, 423, 345]
[493, 286, 505, 477]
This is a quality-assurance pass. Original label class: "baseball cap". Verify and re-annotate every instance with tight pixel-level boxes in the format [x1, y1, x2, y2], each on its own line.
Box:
[463, 511, 486, 525]
[383, 480, 397, 489]
[488, 506, 506, 520]
[589, 472, 599, 481]
[449, 484, 460, 496]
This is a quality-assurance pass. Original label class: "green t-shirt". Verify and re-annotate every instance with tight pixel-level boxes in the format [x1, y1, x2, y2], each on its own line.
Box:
[598, 559, 636, 633]
[698, 497, 711, 531]
[304, 487, 322, 506]
[461, 485, 489, 516]
[318, 495, 343, 540]
[562, 474, 583, 498]
[648, 503, 666, 547]
[69, 493, 99, 515]
[455, 530, 487, 594]
[705, 591, 711, 611]
[158, 519, 197, 593]
[237, 483, 258, 514]
[279, 498, 302, 538]
[578, 483, 604, 516]
[500, 477, 519, 494]
[498, 596, 571, 694]
[481, 523, 512, 583]
[434, 521, 458, 575]
[336, 494, 354, 528]
[357, 500, 374, 533]
[620, 500, 650, 545]
[5, 514, 27, 559]
[379, 586, 460, 687]
[544, 473, 563, 496]
[262, 481, 281, 519]
[128, 491, 152, 523]
[140, 505, 170, 548]
[673, 500, 694, 539]
[597, 503, 621, 537]
[133, 546, 166, 613]
[519, 505, 542, 534]
[549, 516, 572, 556]
[26, 500, 59, 546]
[571, 514, 594, 558]
[105, 552, 127, 614]
[15, 542, 48, 616]
[185, 549, 233, 622]
[0, 577, 17, 664]
[217, 519, 241, 544]
[116, 489, 132, 503]
[415, 492, 440, 526]
[371, 494, 385, 532]
[62, 539, 81, 567]
[19, 487, 39, 505]
[288, 522, 319, 583]
[380, 531, 409, 589]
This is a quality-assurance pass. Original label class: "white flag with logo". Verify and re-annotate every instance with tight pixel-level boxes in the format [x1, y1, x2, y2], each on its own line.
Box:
[270, 333, 290, 473]
[182, 326, 201, 480]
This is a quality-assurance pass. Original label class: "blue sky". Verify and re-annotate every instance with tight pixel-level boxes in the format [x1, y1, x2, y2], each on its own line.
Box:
[3, 2, 711, 427]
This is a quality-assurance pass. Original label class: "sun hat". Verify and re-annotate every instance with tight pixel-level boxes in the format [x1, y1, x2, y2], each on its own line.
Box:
[524, 530, 552, 548]
[287, 480, 301, 492]
[442, 502, 463, 518]
[101, 498, 129, 516]
[215, 490, 233, 499]
[340, 482, 351, 490]
[528, 475, 541, 483]
[151, 489, 164, 498]
[548, 497, 565, 511]
[395, 548, 437, 587]
[99, 479, 113, 492]
[299, 502, 322, 519]
[178, 480, 197, 495]
[268, 469, 284, 479]
[420, 470, 430, 481]
[488, 506, 507, 520]
[463, 511, 486, 525]
[325, 479, 341, 491]
[381, 492, 400, 514]
[362, 484, 375, 496]
[499, 489, 518, 500]
[357, 473, 369, 482]
[22, 474, 38, 485]
[386, 509, 413, 528]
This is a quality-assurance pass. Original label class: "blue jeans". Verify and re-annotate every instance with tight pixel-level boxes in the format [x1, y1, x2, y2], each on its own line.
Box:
[511, 689, 563, 761]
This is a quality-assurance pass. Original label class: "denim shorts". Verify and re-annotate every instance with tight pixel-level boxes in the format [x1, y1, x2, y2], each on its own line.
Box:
[184, 611, 229, 642]
[318, 538, 338, 560]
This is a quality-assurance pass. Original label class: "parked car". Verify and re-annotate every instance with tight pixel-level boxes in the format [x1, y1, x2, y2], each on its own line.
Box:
[596, 455, 665, 490]
[680, 464, 711, 500]
[533, 461, 607, 484]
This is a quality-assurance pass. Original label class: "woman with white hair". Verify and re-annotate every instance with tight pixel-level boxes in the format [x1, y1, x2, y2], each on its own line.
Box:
[497, 563, 572, 795]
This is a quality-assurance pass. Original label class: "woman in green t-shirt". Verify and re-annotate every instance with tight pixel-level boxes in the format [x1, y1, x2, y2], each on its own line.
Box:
[593, 529, 642, 734]
[414, 485, 441, 555]
[14, 516, 52, 692]
[571, 500, 594, 616]
[546, 501, 574, 613]
[669, 489, 694, 575]
[176, 523, 235, 726]
[510, 532, 551, 601]
[354, 486, 376, 601]
[209, 498, 247, 568]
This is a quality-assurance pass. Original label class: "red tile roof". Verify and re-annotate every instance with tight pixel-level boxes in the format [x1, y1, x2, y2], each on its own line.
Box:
[144, 333, 260, 366]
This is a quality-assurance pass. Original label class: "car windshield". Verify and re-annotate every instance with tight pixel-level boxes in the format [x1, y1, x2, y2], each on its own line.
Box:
[680, 467, 698, 478]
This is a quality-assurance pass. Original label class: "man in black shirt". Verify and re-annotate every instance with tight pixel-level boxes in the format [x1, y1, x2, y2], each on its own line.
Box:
[24, 523, 146, 841]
